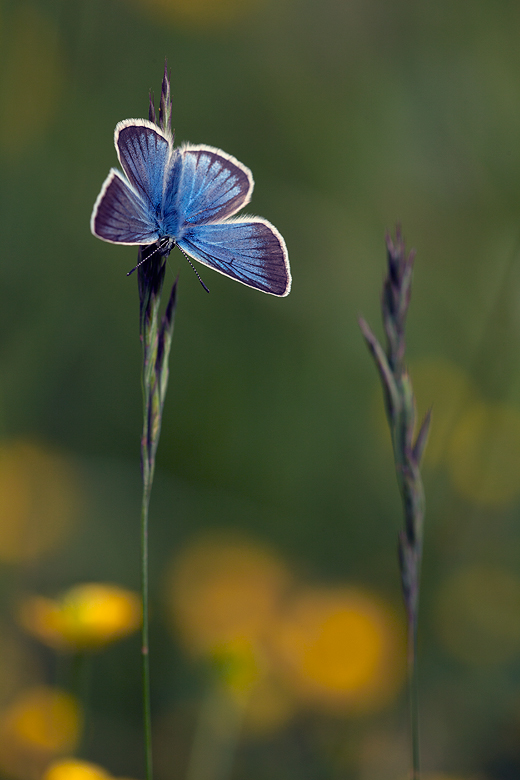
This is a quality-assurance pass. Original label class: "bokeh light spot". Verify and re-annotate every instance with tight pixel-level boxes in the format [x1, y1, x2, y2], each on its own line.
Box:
[270, 588, 405, 712]
[411, 358, 477, 467]
[447, 401, 520, 506]
[130, 0, 265, 29]
[0, 5, 65, 155]
[0, 687, 81, 780]
[166, 535, 291, 655]
[0, 440, 80, 563]
[436, 565, 520, 665]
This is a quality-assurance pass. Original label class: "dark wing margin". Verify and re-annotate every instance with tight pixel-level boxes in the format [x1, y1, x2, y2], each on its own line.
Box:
[115, 119, 171, 212]
[91, 169, 159, 245]
[177, 218, 291, 296]
[171, 144, 254, 226]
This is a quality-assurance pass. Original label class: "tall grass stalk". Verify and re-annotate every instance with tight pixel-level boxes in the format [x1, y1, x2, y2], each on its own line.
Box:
[359, 227, 430, 780]
[136, 65, 178, 780]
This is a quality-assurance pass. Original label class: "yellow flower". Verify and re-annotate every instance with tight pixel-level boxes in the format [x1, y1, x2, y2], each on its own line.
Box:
[42, 759, 141, 780]
[0, 440, 79, 563]
[0, 687, 81, 780]
[269, 588, 405, 712]
[42, 759, 112, 780]
[166, 535, 291, 655]
[19, 584, 142, 651]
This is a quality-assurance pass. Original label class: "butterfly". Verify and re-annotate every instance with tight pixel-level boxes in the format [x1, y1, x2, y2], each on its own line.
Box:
[91, 119, 291, 296]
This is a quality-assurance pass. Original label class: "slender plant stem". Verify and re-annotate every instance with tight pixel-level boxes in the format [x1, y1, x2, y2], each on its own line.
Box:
[141, 477, 153, 780]
[138, 255, 162, 780]
[138, 253, 176, 780]
[408, 619, 420, 780]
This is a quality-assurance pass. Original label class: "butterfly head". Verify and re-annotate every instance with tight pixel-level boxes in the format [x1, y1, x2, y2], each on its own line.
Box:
[157, 236, 176, 257]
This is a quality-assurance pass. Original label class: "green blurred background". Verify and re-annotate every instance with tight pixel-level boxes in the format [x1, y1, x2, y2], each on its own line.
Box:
[3, 0, 520, 778]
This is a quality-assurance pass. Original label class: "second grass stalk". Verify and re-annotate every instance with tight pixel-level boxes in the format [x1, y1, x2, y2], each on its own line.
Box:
[359, 227, 430, 780]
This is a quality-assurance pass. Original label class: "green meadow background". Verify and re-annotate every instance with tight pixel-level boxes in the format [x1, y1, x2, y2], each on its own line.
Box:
[2, 0, 520, 778]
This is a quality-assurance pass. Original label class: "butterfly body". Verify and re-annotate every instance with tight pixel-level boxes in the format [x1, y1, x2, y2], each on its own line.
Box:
[91, 119, 291, 296]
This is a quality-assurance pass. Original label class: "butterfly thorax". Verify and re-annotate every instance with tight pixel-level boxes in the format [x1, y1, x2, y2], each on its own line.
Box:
[157, 151, 185, 243]
[159, 209, 185, 244]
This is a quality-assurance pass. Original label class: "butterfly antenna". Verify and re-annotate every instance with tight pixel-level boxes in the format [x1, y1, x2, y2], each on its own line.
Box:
[126, 242, 165, 276]
[177, 245, 210, 293]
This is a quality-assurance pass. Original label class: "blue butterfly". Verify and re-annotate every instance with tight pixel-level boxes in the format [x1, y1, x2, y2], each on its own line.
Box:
[91, 119, 291, 296]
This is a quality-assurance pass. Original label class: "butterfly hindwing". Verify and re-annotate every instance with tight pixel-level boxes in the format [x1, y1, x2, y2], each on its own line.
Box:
[115, 119, 171, 213]
[170, 145, 254, 227]
[177, 218, 291, 296]
[91, 169, 159, 245]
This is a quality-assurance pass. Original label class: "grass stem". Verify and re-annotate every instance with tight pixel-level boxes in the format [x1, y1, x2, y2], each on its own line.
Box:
[408, 618, 420, 780]
[140, 474, 153, 780]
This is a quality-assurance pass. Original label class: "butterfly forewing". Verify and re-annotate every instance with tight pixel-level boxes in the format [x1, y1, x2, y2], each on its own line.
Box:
[172, 145, 254, 227]
[91, 169, 160, 245]
[115, 120, 171, 213]
[177, 219, 291, 296]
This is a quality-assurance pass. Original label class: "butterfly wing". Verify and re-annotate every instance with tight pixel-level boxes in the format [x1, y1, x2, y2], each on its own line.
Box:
[177, 218, 291, 296]
[115, 119, 171, 212]
[164, 144, 254, 226]
[91, 169, 159, 244]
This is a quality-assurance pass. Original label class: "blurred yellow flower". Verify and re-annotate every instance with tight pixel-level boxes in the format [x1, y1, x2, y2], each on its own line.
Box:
[0, 5, 65, 155]
[129, 0, 264, 29]
[18, 584, 142, 651]
[435, 565, 520, 666]
[42, 759, 140, 780]
[0, 440, 79, 563]
[166, 535, 291, 654]
[42, 760, 112, 780]
[269, 588, 405, 712]
[447, 401, 520, 506]
[0, 687, 81, 780]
